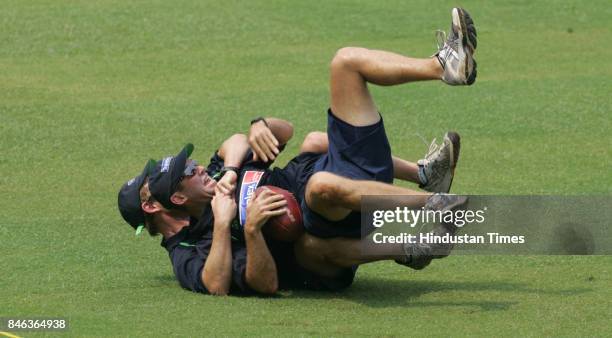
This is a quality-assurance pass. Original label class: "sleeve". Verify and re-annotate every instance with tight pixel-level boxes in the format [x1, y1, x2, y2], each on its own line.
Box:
[170, 247, 209, 294]
[170, 242, 253, 294]
[205, 151, 225, 178]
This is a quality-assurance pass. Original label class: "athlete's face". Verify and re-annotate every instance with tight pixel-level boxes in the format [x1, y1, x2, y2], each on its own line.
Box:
[176, 159, 216, 206]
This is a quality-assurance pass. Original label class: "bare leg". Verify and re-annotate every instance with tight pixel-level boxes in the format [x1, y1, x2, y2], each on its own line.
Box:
[303, 48, 442, 220]
[393, 156, 420, 184]
[330, 47, 443, 126]
[305, 172, 430, 221]
[299, 131, 329, 154]
[295, 233, 406, 277]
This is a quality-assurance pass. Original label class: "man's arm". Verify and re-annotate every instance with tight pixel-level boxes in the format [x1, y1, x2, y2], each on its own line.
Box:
[217, 133, 250, 167]
[244, 228, 278, 294]
[202, 193, 237, 295]
[218, 118, 294, 164]
[249, 117, 294, 162]
[264, 117, 293, 146]
[215, 133, 250, 195]
[242, 189, 288, 294]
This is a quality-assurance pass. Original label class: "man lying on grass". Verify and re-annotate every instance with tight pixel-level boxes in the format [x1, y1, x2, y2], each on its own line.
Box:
[118, 135, 463, 295]
[118, 6, 476, 295]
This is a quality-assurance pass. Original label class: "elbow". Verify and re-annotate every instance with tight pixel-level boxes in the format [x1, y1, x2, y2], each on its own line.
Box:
[258, 281, 278, 295]
[228, 133, 247, 143]
[203, 276, 231, 296]
[278, 121, 293, 145]
[224, 133, 247, 147]
[209, 288, 230, 296]
[265, 279, 279, 294]
[285, 121, 294, 138]
[266, 118, 293, 145]
[218, 133, 247, 158]
[245, 274, 278, 295]
[206, 283, 230, 296]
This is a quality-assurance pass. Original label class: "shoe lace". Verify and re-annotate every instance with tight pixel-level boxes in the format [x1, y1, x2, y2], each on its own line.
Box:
[417, 133, 440, 160]
[435, 30, 447, 51]
[425, 140, 440, 160]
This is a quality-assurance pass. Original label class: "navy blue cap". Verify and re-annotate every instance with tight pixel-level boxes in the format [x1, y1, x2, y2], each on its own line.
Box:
[118, 160, 157, 233]
[148, 144, 195, 210]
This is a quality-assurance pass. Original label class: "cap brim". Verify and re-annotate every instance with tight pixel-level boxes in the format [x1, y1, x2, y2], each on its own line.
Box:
[169, 143, 195, 194]
[145, 159, 157, 176]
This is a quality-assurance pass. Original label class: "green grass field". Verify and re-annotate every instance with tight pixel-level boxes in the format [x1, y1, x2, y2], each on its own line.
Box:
[2, 0, 611, 336]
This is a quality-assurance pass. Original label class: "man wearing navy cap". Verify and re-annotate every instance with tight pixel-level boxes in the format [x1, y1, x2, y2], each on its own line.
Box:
[118, 136, 464, 295]
[140, 134, 464, 296]
[119, 6, 476, 295]
[145, 142, 279, 294]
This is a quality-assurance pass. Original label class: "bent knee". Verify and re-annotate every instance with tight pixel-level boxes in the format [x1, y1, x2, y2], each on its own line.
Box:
[294, 234, 343, 277]
[330, 47, 367, 71]
[296, 234, 326, 255]
[306, 172, 341, 202]
[300, 131, 327, 154]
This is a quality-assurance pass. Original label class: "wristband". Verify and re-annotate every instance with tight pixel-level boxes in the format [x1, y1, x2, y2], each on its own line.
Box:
[220, 166, 239, 177]
[250, 117, 269, 127]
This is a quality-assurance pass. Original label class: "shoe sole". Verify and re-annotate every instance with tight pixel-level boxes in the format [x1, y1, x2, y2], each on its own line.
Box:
[456, 8, 477, 51]
[443, 195, 469, 213]
[453, 8, 477, 85]
[461, 9, 478, 85]
[445, 131, 461, 169]
[464, 11, 477, 50]
[444, 131, 461, 192]
[440, 195, 469, 233]
[432, 195, 469, 258]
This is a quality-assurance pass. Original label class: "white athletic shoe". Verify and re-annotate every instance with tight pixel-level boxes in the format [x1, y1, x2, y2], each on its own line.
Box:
[395, 242, 434, 270]
[395, 194, 469, 269]
[434, 7, 477, 85]
[418, 131, 460, 193]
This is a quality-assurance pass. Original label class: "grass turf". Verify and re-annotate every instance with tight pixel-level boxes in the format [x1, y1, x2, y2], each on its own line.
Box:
[1, 0, 611, 336]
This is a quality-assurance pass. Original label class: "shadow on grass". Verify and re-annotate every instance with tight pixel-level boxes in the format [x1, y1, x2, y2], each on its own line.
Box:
[152, 274, 592, 311]
[286, 277, 592, 311]
[154, 274, 178, 285]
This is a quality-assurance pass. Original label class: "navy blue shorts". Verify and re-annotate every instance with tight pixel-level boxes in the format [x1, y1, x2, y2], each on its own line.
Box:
[302, 109, 393, 238]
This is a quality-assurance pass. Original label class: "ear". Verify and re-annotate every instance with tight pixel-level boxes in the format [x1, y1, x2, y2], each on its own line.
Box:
[170, 192, 187, 206]
[142, 201, 162, 214]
